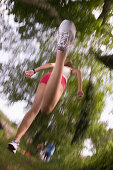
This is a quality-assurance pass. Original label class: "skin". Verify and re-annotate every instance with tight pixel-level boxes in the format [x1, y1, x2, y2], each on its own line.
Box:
[14, 50, 84, 142]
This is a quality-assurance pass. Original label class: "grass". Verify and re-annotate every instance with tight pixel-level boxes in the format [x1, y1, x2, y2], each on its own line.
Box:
[0, 110, 64, 170]
[0, 135, 65, 170]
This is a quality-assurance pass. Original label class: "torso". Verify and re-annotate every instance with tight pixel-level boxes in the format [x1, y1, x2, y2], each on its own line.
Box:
[62, 66, 71, 82]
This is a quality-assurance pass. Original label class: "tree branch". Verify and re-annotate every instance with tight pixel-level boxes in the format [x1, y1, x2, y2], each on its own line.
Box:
[96, 53, 113, 69]
[18, 0, 61, 25]
[98, 0, 112, 25]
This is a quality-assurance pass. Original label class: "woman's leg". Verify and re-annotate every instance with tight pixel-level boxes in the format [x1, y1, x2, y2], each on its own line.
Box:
[15, 83, 46, 142]
[45, 82, 64, 114]
[41, 20, 76, 114]
[41, 50, 66, 114]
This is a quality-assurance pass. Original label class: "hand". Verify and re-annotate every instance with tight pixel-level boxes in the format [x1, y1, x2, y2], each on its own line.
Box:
[25, 70, 34, 78]
[77, 90, 84, 98]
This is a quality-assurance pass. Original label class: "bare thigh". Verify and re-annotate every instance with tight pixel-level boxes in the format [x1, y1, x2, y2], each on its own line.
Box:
[14, 83, 47, 141]
[51, 84, 64, 110]
[41, 83, 64, 114]
[31, 83, 46, 113]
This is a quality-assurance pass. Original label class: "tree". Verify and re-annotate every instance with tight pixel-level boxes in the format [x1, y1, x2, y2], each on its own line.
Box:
[94, 52, 113, 70]
[71, 79, 96, 144]
[1, 0, 113, 168]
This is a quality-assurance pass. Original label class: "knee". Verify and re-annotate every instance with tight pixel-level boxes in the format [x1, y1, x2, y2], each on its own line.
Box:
[30, 107, 39, 115]
[40, 105, 52, 115]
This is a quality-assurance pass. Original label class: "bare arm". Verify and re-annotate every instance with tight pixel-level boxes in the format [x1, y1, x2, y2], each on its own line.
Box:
[34, 63, 55, 72]
[71, 69, 84, 98]
[25, 63, 55, 78]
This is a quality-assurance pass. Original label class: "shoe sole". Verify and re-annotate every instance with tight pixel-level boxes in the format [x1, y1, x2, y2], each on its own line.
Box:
[8, 144, 16, 153]
[59, 20, 76, 38]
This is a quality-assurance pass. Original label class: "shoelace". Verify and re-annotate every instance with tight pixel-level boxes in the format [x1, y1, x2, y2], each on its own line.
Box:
[13, 140, 19, 146]
[58, 32, 70, 48]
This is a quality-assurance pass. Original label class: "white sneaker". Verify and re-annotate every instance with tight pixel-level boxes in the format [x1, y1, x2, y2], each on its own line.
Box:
[57, 19, 76, 55]
[8, 140, 19, 154]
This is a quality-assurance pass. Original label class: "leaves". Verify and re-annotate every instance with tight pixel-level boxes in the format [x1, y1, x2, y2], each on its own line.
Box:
[1, 0, 113, 169]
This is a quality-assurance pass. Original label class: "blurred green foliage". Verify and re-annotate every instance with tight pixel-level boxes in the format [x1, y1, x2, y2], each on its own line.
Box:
[0, 0, 113, 169]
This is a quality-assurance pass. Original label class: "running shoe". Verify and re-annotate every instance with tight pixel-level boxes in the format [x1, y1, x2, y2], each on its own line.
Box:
[57, 19, 76, 55]
[8, 140, 19, 154]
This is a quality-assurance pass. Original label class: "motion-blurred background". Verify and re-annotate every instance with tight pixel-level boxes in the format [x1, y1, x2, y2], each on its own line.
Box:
[0, 0, 113, 169]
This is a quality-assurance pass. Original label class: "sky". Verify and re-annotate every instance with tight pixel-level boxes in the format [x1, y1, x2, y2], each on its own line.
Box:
[0, 0, 113, 157]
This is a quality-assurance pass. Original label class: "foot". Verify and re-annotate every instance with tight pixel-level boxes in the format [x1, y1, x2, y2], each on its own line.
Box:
[57, 19, 76, 55]
[8, 140, 19, 154]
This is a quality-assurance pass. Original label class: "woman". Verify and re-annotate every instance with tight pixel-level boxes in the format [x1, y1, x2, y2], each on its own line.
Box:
[8, 19, 84, 153]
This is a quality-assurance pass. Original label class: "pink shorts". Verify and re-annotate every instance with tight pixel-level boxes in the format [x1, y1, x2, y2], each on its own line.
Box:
[40, 72, 66, 90]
